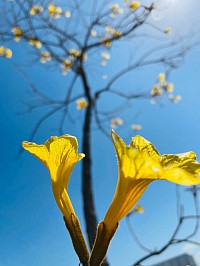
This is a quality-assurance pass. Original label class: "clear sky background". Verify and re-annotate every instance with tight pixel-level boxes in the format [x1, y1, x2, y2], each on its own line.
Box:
[1, 0, 200, 265]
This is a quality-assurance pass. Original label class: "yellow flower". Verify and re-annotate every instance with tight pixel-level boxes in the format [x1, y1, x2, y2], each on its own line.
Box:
[102, 38, 112, 48]
[158, 73, 165, 83]
[129, 1, 141, 11]
[134, 204, 144, 214]
[151, 85, 163, 96]
[12, 27, 23, 42]
[91, 30, 97, 37]
[131, 124, 142, 131]
[104, 131, 200, 230]
[40, 52, 52, 63]
[30, 5, 43, 15]
[64, 11, 71, 18]
[168, 94, 182, 104]
[0, 46, 12, 58]
[166, 83, 174, 93]
[62, 59, 72, 75]
[48, 2, 62, 19]
[0, 46, 4, 56]
[22, 135, 89, 264]
[5, 48, 12, 58]
[22, 135, 84, 216]
[90, 131, 200, 266]
[164, 27, 172, 34]
[29, 39, 42, 48]
[69, 49, 81, 59]
[111, 118, 123, 129]
[76, 98, 88, 110]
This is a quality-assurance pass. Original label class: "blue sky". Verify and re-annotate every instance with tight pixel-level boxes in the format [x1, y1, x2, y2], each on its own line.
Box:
[1, 0, 200, 265]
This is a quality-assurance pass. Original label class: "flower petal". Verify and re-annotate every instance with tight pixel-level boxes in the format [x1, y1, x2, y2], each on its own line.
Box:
[130, 135, 160, 161]
[111, 130, 126, 159]
[162, 167, 200, 186]
[22, 141, 49, 167]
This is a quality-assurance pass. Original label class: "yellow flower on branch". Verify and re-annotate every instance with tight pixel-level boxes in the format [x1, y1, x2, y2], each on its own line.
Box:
[90, 130, 200, 266]
[40, 52, 52, 63]
[29, 39, 42, 48]
[111, 118, 123, 129]
[30, 5, 43, 16]
[151, 85, 163, 96]
[64, 11, 71, 18]
[158, 73, 165, 83]
[12, 27, 23, 42]
[166, 83, 174, 93]
[0, 46, 12, 58]
[22, 135, 89, 265]
[134, 204, 144, 214]
[131, 124, 142, 131]
[76, 98, 88, 110]
[48, 2, 62, 19]
[61, 59, 72, 75]
[129, 1, 141, 11]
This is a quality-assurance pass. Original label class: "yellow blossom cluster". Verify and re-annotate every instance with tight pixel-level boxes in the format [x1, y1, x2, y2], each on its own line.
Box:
[110, 4, 124, 18]
[11, 27, 23, 42]
[0, 46, 12, 58]
[129, 1, 141, 11]
[30, 5, 43, 16]
[105, 25, 122, 39]
[40, 52, 52, 63]
[111, 117, 123, 129]
[101, 52, 110, 66]
[101, 38, 112, 48]
[76, 98, 88, 110]
[131, 124, 142, 131]
[61, 59, 72, 75]
[168, 94, 182, 104]
[124, 0, 140, 11]
[48, 2, 71, 19]
[69, 49, 81, 59]
[151, 73, 178, 103]
[29, 39, 42, 49]
[48, 2, 62, 18]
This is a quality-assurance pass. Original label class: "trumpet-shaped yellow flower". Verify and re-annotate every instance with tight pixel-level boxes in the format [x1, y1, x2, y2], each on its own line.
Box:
[90, 131, 200, 266]
[22, 135, 84, 216]
[22, 135, 89, 265]
[104, 131, 200, 230]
